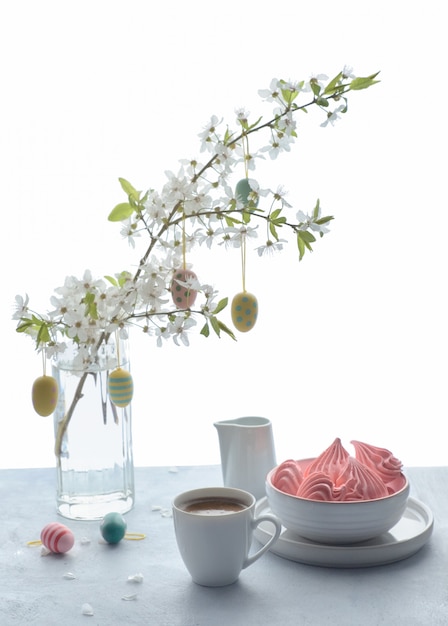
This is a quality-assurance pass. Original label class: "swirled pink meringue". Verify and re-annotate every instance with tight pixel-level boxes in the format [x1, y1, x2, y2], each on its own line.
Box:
[270, 460, 303, 496]
[271, 438, 405, 502]
[296, 472, 347, 501]
[335, 457, 389, 500]
[351, 440, 403, 484]
[304, 437, 350, 481]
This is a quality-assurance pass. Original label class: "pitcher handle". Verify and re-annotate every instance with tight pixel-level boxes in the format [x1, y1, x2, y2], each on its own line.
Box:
[243, 514, 282, 569]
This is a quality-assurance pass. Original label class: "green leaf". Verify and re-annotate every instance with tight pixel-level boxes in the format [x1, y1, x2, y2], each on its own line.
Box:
[297, 234, 306, 261]
[247, 116, 263, 131]
[217, 319, 237, 341]
[270, 208, 282, 221]
[350, 72, 380, 91]
[323, 72, 343, 95]
[16, 318, 37, 334]
[316, 215, 334, 225]
[310, 81, 321, 97]
[269, 222, 278, 240]
[299, 230, 316, 244]
[119, 177, 141, 202]
[312, 199, 321, 219]
[104, 275, 118, 287]
[316, 97, 329, 107]
[36, 323, 51, 345]
[108, 202, 134, 222]
[83, 292, 98, 319]
[212, 298, 228, 315]
[210, 315, 221, 337]
[200, 322, 210, 337]
[297, 231, 316, 260]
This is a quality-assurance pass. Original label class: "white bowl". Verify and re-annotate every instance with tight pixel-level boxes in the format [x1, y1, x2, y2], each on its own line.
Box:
[266, 464, 410, 545]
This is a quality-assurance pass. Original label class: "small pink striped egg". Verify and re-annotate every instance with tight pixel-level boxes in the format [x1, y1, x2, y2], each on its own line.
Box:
[40, 522, 75, 554]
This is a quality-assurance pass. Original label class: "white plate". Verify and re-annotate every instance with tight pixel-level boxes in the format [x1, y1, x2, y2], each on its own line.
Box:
[254, 496, 434, 568]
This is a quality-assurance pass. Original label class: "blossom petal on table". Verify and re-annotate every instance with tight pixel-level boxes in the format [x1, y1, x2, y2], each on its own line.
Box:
[127, 573, 144, 583]
[81, 603, 94, 616]
[122, 593, 138, 601]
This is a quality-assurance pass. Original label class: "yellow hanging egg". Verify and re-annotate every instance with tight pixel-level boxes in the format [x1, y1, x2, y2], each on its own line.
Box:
[32, 375, 59, 417]
[108, 368, 134, 408]
[170, 269, 198, 309]
[231, 291, 258, 332]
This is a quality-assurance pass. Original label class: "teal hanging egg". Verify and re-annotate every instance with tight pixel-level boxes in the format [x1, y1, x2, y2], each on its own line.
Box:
[170, 269, 198, 309]
[108, 368, 133, 408]
[231, 291, 258, 332]
[235, 179, 259, 209]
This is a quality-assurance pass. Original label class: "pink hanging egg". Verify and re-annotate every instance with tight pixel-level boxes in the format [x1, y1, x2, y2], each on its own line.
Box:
[170, 269, 198, 309]
[40, 522, 75, 554]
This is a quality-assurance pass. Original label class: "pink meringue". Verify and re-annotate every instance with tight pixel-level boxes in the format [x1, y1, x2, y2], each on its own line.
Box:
[296, 472, 347, 501]
[351, 440, 403, 484]
[304, 437, 350, 481]
[272, 438, 405, 502]
[335, 457, 389, 501]
[270, 459, 303, 496]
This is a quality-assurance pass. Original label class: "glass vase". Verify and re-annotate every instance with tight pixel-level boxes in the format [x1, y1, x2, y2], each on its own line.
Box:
[52, 337, 135, 520]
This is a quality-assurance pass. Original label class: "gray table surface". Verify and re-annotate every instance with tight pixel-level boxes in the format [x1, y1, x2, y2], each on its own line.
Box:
[0, 465, 446, 625]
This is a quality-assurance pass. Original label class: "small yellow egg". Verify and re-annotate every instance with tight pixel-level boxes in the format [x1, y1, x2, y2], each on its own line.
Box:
[231, 291, 258, 332]
[170, 269, 198, 309]
[32, 375, 59, 417]
[108, 368, 134, 408]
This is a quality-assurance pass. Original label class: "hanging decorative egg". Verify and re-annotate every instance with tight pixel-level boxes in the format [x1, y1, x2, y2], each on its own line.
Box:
[41, 522, 75, 554]
[170, 268, 198, 309]
[108, 368, 133, 408]
[231, 291, 258, 332]
[235, 179, 259, 208]
[32, 375, 59, 417]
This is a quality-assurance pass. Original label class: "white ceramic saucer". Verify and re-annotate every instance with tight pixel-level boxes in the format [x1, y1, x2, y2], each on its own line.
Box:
[254, 496, 433, 568]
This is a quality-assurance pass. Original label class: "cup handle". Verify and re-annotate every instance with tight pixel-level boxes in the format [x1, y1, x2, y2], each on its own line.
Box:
[243, 514, 282, 569]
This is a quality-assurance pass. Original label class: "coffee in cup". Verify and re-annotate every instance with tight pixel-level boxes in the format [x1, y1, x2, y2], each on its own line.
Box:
[181, 497, 247, 515]
[173, 487, 281, 587]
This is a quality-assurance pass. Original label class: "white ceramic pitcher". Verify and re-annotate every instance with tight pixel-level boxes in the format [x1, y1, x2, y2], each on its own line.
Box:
[214, 416, 277, 500]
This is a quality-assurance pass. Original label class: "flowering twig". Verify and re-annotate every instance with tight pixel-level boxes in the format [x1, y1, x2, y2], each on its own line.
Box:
[13, 68, 379, 458]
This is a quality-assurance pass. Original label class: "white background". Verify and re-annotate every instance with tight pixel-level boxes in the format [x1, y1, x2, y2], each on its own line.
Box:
[1, 1, 446, 469]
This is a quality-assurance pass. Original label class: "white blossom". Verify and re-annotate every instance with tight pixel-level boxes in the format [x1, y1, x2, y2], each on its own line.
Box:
[12, 294, 29, 320]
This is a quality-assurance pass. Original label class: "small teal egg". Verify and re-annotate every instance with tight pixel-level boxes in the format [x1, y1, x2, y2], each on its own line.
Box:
[170, 269, 198, 309]
[100, 512, 127, 544]
[235, 179, 259, 208]
[108, 368, 133, 408]
[231, 291, 258, 332]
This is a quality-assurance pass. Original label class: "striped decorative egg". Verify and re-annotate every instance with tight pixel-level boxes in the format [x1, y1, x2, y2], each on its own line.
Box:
[231, 291, 258, 332]
[32, 375, 59, 417]
[108, 368, 133, 408]
[40, 522, 75, 554]
[170, 269, 198, 309]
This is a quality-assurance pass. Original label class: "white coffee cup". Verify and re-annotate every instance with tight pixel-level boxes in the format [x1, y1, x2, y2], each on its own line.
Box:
[173, 486, 281, 587]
